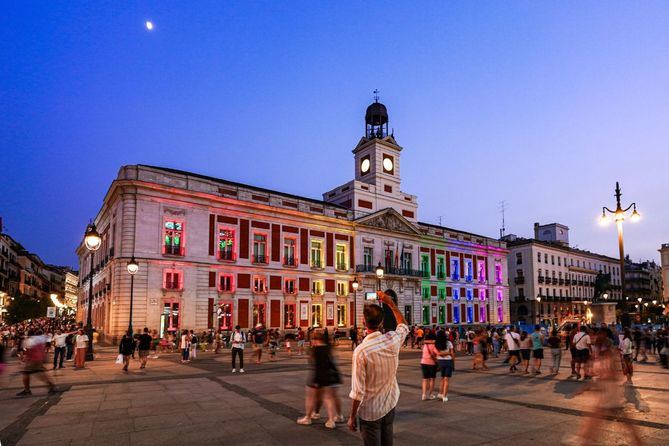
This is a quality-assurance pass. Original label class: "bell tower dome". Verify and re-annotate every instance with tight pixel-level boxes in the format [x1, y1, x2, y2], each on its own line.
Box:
[365, 91, 389, 139]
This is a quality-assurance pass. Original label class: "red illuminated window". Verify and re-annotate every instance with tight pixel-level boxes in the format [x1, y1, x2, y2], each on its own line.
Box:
[219, 274, 234, 292]
[283, 238, 297, 266]
[218, 303, 233, 330]
[253, 234, 268, 264]
[218, 228, 235, 261]
[164, 270, 182, 290]
[284, 304, 296, 328]
[253, 275, 267, 293]
[284, 278, 296, 294]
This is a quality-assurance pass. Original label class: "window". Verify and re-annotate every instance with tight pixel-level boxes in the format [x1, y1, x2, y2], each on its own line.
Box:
[422, 285, 430, 300]
[219, 274, 233, 292]
[253, 303, 265, 326]
[283, 238, 297, 266]
[453, 288, 460, 300]
[518, 288, 525, 299]
[466, 306, 473, 324]
[284, 304, 296, 328]
[422, 305, 430, 325]
[480, 289, 486, 301]
[218, 228, 235, 261]
[466, 289, 473, 301]
[404, 306, 412, 325]
[451, 257, 459, 280]
[544, 254, 548, 263]
[537, 252, 541, 263]
[539, 287, 543, 296]
[284, 278, 296, 294]
[253, 275, 267, 293]
[384, 249, 394, 270]
[516, 253, 522, 264]
[337, 304, 346, 327]
[495, 263, 502, 284]
[557, 257, 561, 266]
[497, 306, 503, 323]
[312, 279, 324, 295]
[311, 241, 323, 268]
[438, 306, 446, 324]
[402, 252, 412, 271]
[516, 269, 524, 278]
[421, 255, 430, 277]
[336, 244, 347, 270]
[465, 260, 473, 282]
[436, 257, 445, 279]
[253, 234, 268, 263]
[162, 301, 180, 334]
[438, 287, 446, 300]
[453, 305, 460, 324]
[336, 281, 348, 296]
[478, 261, 486, 282]
[551, 255, 555, 265]
[164, 220, 184, 256]
[164, 270, 182, 290]
[363, 247, 373, 268]
[311, 304, 322, 327]
[497, 290, 503, 301]
[479, 305, 486, 323]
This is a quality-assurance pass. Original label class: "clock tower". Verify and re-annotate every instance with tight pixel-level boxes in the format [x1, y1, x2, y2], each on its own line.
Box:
[323, 97, 418, 221]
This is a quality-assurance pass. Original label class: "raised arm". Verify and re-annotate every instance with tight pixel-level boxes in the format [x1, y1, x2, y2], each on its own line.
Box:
[376, 290, 406, 327]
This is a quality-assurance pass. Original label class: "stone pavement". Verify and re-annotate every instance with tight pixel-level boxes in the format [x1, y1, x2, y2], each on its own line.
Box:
[1, 345, 668, 446]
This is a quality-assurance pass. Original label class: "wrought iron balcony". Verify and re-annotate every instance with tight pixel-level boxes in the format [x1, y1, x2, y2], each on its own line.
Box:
[219, 250, 236, 262]
[283, 256, 297, 267]
[164, 244, 184, 256]
[538, 276, 545, 283]
[355, 264, 423, 278]
[514, 276, 525, 284]
[253, 254, 268, 264]
[336, 262, 348, 271]
[311, 258, 323, 269]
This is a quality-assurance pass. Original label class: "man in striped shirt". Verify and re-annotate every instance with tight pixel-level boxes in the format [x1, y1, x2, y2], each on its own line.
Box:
[348, 290, 408, 446]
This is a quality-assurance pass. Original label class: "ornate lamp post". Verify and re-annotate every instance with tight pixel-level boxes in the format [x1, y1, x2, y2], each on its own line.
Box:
[536, 295, 542, 324]
[599, 182, 640, 327]
[351, 278, 359, 328]
[375, 262, 384, 291]
[83, 222, 102, 361]
[126, 257, 139, 335]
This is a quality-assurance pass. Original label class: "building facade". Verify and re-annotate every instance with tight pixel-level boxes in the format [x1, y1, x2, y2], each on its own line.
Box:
[659, 244, 669, 316]
[77, 101, 509, 342]
[505, 223, 622, 326]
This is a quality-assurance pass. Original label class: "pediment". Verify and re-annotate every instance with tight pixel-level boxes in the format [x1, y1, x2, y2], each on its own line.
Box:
[355, 208, 421, 235]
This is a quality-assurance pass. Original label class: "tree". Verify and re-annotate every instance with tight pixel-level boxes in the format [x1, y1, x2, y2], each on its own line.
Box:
[5, 294, 49, 324]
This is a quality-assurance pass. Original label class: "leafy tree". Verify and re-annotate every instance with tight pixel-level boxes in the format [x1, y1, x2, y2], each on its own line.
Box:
[5, 294, 49, 324]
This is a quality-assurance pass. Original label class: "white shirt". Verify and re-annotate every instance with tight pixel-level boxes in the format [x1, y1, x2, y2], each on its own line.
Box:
[180, 334, 190, 349]
[436, 341, 454, 360]
[75, 334, 89, 349]
[505, 331, 520, 351]
[231, 331, 245, 349]
[350, 323, 408, 421]
[53, 334, 68, 348]
[574, 333, 591, 350]
[620, 337, 633, 355]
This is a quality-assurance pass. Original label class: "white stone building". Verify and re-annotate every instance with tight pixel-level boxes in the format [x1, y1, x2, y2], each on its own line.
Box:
[505, 223, 622, 326]
[77, 100, 509, 342]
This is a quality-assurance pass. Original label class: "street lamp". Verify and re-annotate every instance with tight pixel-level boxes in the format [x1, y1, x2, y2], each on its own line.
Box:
[598, 182, 640, 327]
[375, 262, 384, 291]
[83, 222, 101, 361]
[127, 257, 139, 335]
[536, 295, 542, 324]
[351, 278, 359, 328]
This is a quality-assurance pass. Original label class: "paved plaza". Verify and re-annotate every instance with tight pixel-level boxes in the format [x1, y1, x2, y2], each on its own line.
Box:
[1, 345, 668, 446]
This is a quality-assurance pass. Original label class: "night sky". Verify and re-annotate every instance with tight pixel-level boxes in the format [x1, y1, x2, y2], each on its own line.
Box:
[2, 2, 668, 268]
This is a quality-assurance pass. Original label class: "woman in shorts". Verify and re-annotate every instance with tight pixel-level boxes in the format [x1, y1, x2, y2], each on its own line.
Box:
[519, 331, 532, 374]
[435, 330, 454, 402]
[420, 332, 438, 400]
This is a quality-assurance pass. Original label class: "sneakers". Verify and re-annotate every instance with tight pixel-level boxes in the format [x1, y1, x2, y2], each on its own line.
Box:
[16, 389, 32, 397]
[333, 414, 345, 423]
[325, 420, 336, 429]
[442, 395, 449, 402]
[429, 394, 436, 400]
[437, 393, 444, 400]
[240, 368, 245, 373]
[297, 416, 312, 425]
[232, 369, 237, 373]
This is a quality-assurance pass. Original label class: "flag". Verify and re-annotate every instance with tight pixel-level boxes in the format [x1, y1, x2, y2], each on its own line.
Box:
[400, 242, 405, 269]
[394, 241, 399, 268]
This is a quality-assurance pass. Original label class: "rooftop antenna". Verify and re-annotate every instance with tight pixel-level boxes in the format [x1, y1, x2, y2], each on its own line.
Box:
[373, 89, 380, 102]
[498, 200, 507, 238]
[437, 216, 444, 226]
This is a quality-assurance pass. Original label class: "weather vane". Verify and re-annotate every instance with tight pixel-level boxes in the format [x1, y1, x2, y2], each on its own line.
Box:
[373, 89, 380, 102]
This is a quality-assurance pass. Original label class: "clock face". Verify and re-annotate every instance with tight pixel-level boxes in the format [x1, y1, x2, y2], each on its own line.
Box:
[360, 158, 371, 173]
[383, 157, 393, 172]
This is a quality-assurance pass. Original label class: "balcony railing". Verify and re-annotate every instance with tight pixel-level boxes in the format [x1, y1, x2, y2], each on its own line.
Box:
[514, 276, 525, 284]
[451, 274, 460, 281]
[465, 275, 473, 282]
[336, 262, 348, 271]
[355, 264, 424, 278]
[283, 256, 297, 267]
[558, 279, 564, 285]
[538, 276, 545, 283]
[219, 250, 236, 262]
[253, 254, 268, 264]
[551, 278, 558, 285]
[436, 272, 445, 280]
[311, 258, 323, 269]
[164, 244, 184, 256]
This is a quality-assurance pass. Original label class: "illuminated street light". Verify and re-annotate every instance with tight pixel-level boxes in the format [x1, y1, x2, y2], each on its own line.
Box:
[375, 262, 384, 291]
[351, 278, 359, 327]
[83, 222, 102, 361]
[127, 257, 139, 335]
[599, 182, 640, 328]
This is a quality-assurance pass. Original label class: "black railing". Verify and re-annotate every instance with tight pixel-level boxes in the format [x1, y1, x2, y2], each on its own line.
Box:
[283, 256, 297, 267]
[311, 258, 323, 269]
[538, 276, 545, 283]
[336, 262, 348, 271]
[164, 244, 184, 256]
[355, 264, 424, 278]
[514, 276, 525, 284]
[219, 250, 236, 261]
[253, 254, 267, 264]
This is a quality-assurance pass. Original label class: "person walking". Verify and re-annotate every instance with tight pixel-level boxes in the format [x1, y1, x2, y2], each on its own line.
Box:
[492, 330, 501, 358]
[180, 329, 191, 363]
[52, 329, 68, 370]
[519, 331, 532, 374]
[572, 326, 592, 380]
[420, 332, 438, 400]
[119, 331, 136, 372]
[230, 325, 246, 373]
[348, 291, 408, 446]
[189, 330, 198, 360]
[16, 329, 56, 396]
[65, 330, 75, 361]
[620, 328, 634, 383]
[504, 326, 521, 373]
[435, 329, 455, 402]
[137, 327, 152, 369]
[73, 328, 89, 369]
[530, 325, 544, 374]
[297, 331, 341, 429]
[297, 327, 306, 356]
[547, 329, 562, 374]
[253, 324, 266, 364]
